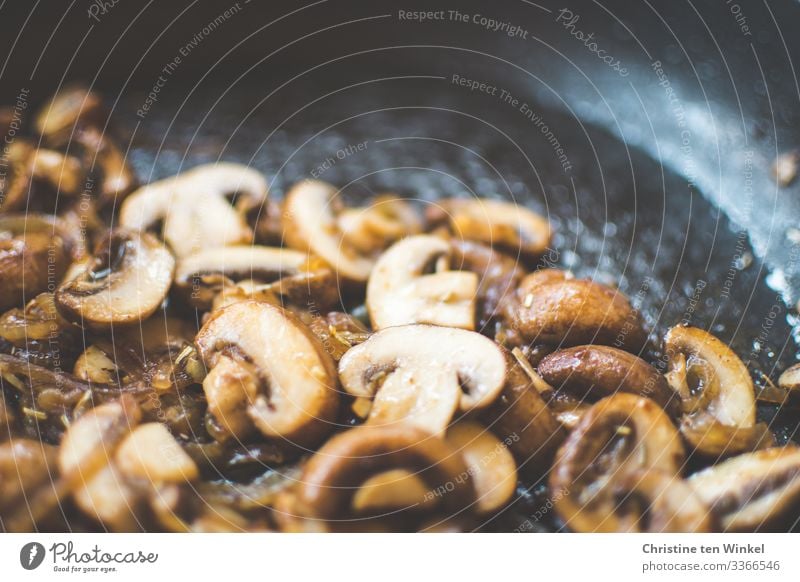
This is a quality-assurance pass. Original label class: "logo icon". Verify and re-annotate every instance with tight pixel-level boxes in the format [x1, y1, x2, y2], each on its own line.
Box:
[20, 542, 45, 570]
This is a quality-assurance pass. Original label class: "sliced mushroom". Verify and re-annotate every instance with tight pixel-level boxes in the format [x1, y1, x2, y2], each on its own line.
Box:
[606, 469, 713, 532]
[36, 85, 135, 205]
[115, 422, 198, 483]
[0, 141, 35, 212]
[450, 239, 525, 329]
[429, 198, 551, 260]
[0, 439, 58, 513]
[195, 300, 339, 447]
[351, 469, 435, 514]
[509, 270, 647, 350]
[58, 396, 142, 480]
[0, 140, 86, 213]
[688, 447, 800, 532]
[120, 163, 268, 258]
[0, 215, 70, 311]
[72, 462, 141, 531]
[550, 393, 685, 532]
[538, 345, 678, 414]
[481, 350, 565, 473]
[282, 180, 376, 283]
[294, 424, 475, 520]
[35, 85, 106, 137]
[337, 195, 423, 254]
[174, 245, 308, 309]
[758, 363, 800, 407]
[366, 235, 478, 330]
[338, 325, 507, 435]
[445, 422, 518, 514]
[300, 310, 370, 363]
[664, 326, 759, 456]
[678, 413, 774, 458]
[55, 229, 175, 330]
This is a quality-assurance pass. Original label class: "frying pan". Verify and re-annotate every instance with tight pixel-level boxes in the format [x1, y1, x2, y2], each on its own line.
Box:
[1, 0, 799, 531]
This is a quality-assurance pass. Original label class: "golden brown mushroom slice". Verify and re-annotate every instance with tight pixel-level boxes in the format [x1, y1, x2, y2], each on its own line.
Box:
[430, 198, 551, 259]
[338, 324, 507, 436]
[0, 215, 70, 311]
[688, 447, 800, 532]
[120, 163, 268, 258]
[55, 229, 175, 330]
[538, 345, 679, 414]
[664, 325, 762, 456]
[508, 269, 647, 350]
[195, 300, 339, 447]
[0, 439, 58, 514]
[35, 85, 135, 205]
[605, 469, 713, 532]
[337, 194, 423, 254]
[481, 350, 565, 473]
[444, 422, 518, 514]
[450, 239, 526, 329]
[294, 424, 475, 521]
[174, 245, 308, 309]
[0, 141, 86, 212]
[550, 393, 685, 532]
[35, 85, 135, 206]
[282, 180, 376, 283]
[366, 235, 478, 330]
[756, 363, 800, 408]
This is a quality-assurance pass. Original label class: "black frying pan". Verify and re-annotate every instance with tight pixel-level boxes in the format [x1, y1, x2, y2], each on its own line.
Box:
[1, 0, 799, 531]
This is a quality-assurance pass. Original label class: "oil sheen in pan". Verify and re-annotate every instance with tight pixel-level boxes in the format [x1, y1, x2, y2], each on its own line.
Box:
[121, 82, 800, 532]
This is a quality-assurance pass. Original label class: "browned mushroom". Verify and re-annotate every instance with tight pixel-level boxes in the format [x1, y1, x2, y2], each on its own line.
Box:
[444, 422, 518, 514]
[294, 424, 475, 521]
[337, 195, 423, 254]
[366, 235, 478, 330]
[120, 163, 268, 258]
[0, 439, 58, 515]
[0, 215, 71, 311]
[0, 141, 86, 213]
[508, 270, 647, 350]
[282, 182, 421, 285]
[281, 180, 375, 283]
[550, 393, 685, 532]
[538, 345, 679, 414]
[481, 350, 565, 473]
[429, 198, 551, 260]
[55, 229, 175, 330]
[195, 300, 339, 447]
[606, 469, 714, 532]
[664, 325, 764, 457]
[35, 85, 135, 205]
[688, 447, 800, 532]
[450, 239, 526, 329]
[338, 324, 507, 435]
